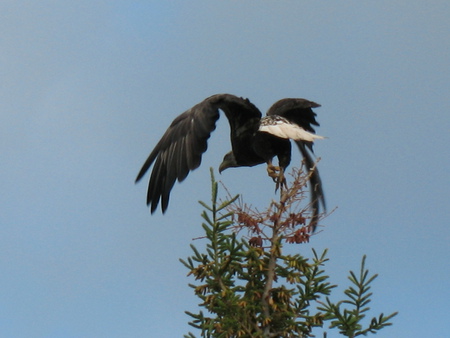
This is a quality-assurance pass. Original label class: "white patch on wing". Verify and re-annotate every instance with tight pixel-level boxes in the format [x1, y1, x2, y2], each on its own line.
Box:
[259, 120, 325, 142]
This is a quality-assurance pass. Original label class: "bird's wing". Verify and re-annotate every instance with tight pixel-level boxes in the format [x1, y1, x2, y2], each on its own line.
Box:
[266, 98, 325, 231]
[295, 141, 326, 232]
[266, 98, 321, 133]
[135, 94, 262, 213]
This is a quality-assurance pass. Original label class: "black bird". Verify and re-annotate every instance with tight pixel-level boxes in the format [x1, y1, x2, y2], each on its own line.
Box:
[136, 94, 325, 230]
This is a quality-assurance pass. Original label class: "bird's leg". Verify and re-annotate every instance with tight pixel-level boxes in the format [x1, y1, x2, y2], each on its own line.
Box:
[266, 161, 287, 192]
[266, 160, 280, 182]
[276, 167, 287, 192]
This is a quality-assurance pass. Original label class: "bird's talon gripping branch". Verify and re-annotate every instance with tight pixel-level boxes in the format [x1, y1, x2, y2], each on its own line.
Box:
[279, 170, 287, 191]
[267, 164, 287, 192]
[274, 169, 287, 192]
[266, 164, 281, 182]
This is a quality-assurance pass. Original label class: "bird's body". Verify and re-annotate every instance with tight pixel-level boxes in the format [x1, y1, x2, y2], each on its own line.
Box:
[136, 94, 325, 230]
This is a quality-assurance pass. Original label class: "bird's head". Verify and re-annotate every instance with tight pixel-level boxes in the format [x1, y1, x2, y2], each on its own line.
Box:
[219, 151, 238, 173]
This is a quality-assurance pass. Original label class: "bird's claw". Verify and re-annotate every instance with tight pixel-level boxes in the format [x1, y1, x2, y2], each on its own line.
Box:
[267, 164, 280, 181]
[275, 170, 287, 192]
[267, 165, 287, 192]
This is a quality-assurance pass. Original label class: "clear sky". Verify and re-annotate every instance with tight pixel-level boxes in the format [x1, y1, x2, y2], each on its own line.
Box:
[1, 1, 449, 337]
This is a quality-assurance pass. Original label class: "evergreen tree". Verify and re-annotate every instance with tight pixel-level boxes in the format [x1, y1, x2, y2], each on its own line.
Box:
[181, 168, 397, 337]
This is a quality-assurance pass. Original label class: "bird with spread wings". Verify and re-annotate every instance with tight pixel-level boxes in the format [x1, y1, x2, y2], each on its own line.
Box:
[136, 94, 326, 231]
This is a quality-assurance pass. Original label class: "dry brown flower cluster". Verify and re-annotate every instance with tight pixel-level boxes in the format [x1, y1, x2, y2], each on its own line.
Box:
[225, 167, 325, 248]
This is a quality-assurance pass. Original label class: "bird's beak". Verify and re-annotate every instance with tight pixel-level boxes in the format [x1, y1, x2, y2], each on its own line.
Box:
[218, 162, 227, 174]
[219, 151, 236, 174]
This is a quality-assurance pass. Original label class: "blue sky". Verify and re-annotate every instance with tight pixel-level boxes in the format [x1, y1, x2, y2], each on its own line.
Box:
[1, 1, 449, 337]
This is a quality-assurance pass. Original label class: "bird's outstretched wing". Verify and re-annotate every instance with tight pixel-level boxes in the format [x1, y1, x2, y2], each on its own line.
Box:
[266, 98, 321, 133]
[266, 98, 326, 231]
[135, 94, 261, 213]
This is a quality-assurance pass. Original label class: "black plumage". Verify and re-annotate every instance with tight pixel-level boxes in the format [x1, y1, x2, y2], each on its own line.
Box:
[136, 94, 325, 230]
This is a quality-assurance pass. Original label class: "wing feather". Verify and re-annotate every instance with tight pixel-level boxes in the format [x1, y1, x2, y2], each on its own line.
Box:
[266, 98, 321, 133]
[136, 94, 262, 213]
[295, 141, 326, 232]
